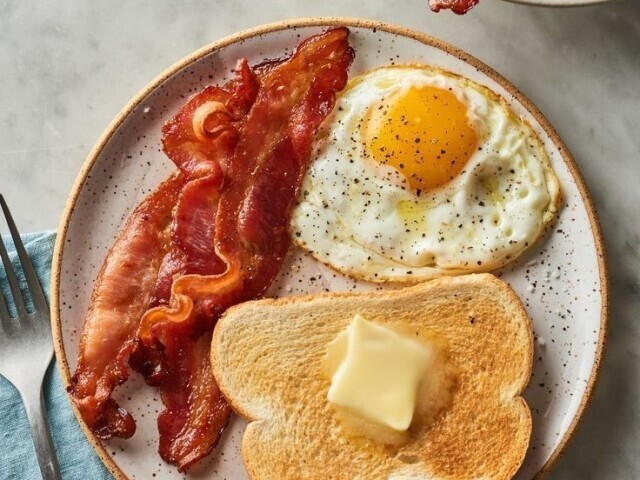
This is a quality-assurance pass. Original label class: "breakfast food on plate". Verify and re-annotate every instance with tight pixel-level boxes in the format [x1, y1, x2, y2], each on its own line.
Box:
[291, 65, 561, 282]
[68, 28, 354, 470]
[428, 0, 480, 14]
[212, 273, 534, 480]
[67, 22, 563, 475]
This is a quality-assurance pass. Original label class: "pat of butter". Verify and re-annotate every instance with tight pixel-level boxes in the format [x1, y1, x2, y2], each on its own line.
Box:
[327, 315, 431, 431]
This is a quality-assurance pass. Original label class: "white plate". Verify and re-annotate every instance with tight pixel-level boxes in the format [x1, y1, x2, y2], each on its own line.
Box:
[503, 0, 619, 6]
[51, 18, 607, 480]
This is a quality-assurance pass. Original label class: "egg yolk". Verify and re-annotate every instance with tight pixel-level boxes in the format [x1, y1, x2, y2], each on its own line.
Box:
[366, 85, 478, 192]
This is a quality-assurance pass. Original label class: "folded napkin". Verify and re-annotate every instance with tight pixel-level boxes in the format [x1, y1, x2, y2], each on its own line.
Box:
[0, 232, 111, 480]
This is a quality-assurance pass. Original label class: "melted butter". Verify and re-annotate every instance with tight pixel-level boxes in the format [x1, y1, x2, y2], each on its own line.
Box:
[480, 175, 504, 205]
[397, 200, 427, 232]
[324, 315, 455, 446]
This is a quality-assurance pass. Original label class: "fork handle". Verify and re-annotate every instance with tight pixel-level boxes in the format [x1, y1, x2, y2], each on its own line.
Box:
[20, 382, 62, 480]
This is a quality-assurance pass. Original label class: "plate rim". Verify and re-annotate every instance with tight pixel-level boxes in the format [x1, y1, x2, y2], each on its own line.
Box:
[50, 16, 609, 480]
[502, 0, 619, 7]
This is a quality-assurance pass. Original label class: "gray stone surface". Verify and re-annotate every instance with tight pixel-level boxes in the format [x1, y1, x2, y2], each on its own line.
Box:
[0, 1, 637, 478]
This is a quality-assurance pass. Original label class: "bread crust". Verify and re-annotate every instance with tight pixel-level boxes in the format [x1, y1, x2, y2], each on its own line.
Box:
[212, 273, 533, 480]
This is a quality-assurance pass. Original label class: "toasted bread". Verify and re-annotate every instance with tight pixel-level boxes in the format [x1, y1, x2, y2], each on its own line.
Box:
[211, 274, 533, 480]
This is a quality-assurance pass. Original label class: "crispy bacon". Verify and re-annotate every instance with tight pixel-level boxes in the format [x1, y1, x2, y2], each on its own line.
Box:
[70, 27, 353, 471]
[136, 27, 354, 470]
[161, 58, 258, 177]
[155, 330, 229, 469]
[428, 0, 479, 14]
[128, 173, 228, 385]
[70, 61, 259, 437]
[69, 173, 186, 439]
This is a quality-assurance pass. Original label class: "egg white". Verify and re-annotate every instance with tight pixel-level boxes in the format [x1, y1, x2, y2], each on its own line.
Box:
[291, 66, 561, 282]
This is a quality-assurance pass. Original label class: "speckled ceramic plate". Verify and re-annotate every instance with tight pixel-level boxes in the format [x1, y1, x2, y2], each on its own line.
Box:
[503, 0, 618, 6]
[51, 18, 607, 480]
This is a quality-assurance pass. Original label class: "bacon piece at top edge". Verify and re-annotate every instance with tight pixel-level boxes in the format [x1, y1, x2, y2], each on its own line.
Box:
[428, 0, 479, 14]
[68, 172, 186, 439]
[136, 27, 354, 471]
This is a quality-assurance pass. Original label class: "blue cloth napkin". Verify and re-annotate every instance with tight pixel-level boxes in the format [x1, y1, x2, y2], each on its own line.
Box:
[0, 232, 112, 480]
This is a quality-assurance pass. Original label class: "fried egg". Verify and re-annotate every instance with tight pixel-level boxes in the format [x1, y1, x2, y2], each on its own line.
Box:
[291, 65, 561, 282]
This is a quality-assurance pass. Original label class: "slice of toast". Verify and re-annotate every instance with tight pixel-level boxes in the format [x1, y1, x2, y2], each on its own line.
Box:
[212, 273, 533, 480]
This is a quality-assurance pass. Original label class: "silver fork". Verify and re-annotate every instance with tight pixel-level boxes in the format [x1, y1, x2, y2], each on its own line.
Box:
[0, 195, 61, 480]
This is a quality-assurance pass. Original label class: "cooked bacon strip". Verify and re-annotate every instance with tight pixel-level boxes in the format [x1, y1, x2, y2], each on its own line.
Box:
[162, 58, 258, 177]
[428, 0, 479, 14]
[70, 62, 259, 439]
[128, 173, 228, 385]
[69, 173, 186, 439]
[155, 329, 229, 469]
[153, 174, 227, 305]
[70, 28, 352, 469]
[129, 62, 260, 388]
[136, 27, 354, 470]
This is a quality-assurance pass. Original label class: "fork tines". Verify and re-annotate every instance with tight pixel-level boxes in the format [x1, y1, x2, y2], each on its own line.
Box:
[0, 194, 48, 319]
